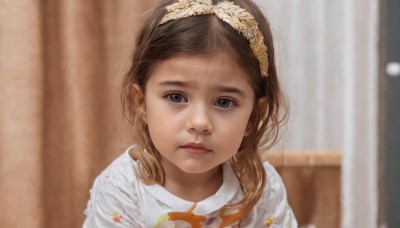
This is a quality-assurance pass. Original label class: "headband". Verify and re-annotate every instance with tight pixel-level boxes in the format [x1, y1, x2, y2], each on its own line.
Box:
[159, 0, 269, 77]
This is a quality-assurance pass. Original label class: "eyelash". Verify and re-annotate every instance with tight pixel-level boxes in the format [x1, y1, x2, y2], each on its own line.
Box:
[165, 92, 188, 103]
[164, 92, 238, 109]
[215, 97, 237, 109]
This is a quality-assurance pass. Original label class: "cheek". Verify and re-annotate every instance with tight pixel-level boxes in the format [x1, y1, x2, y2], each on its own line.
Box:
[145, 97, 179, 146]
[146, 113, 170, 152]
[146, 107, 166, 134]
[217, 112, 252, 147]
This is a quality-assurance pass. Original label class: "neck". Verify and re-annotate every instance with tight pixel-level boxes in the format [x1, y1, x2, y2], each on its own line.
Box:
[161, 160, 223, 202]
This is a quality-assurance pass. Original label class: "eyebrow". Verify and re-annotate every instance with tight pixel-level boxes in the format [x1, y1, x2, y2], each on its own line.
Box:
[214, 85, 246, 98]
[158, 81, 189, 87]
[158, 80, 247, 98]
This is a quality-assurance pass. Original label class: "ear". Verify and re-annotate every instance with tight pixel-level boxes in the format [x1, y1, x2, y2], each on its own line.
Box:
[244, 97, 268, 136]
[131, 84, 147, 123]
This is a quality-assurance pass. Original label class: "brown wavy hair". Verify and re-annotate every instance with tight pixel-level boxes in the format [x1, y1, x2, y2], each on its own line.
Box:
[121, 0, 288, 219]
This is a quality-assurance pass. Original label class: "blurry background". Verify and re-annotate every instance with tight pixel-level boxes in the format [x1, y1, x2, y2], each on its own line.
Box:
[0, 0, 398, 227]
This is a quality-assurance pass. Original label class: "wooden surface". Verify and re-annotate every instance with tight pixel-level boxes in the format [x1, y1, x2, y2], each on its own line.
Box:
[265, 151, 342, 228]
[263, 150, 341, 167]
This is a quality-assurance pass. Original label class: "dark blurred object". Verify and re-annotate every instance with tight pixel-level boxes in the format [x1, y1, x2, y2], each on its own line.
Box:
[381, 0, 400, 227]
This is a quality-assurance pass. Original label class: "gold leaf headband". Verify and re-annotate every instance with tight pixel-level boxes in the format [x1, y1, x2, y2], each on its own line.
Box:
[160, 0, 269, 77]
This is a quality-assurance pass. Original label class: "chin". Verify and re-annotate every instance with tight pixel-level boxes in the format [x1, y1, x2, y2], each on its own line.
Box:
[179, 166, 208, 174]
[178, 163, 213, 174]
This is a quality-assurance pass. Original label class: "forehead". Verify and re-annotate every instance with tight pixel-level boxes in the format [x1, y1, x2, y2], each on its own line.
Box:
[147, 53, 254, 92]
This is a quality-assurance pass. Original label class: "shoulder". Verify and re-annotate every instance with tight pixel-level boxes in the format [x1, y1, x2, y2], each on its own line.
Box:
[263, 161, 286, 202]
[93, 146, 140, 192]
[83, 146, 144, 227]
[243, 161, 298, 227]
[262, 161, 297, 227]
[102, 147, 139, 183]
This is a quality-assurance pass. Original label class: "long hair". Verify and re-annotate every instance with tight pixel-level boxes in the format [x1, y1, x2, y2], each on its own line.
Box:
[121, 0, 288, 218]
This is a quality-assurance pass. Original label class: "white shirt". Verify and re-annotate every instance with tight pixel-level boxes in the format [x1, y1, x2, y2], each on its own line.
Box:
[83, 146, 297, 227]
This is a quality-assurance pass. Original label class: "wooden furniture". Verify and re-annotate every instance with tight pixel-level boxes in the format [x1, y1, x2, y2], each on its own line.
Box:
[264, 151, 342, 228]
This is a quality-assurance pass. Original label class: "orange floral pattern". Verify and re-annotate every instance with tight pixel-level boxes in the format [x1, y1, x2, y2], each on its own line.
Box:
[112, 211, 123, 223]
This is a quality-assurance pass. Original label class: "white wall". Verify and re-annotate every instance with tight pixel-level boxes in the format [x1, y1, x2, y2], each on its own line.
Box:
[254, 0, 380, 227]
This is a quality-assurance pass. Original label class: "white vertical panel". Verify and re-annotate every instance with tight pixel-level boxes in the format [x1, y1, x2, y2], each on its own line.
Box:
[255, 0, 379, 227]
[342, 0, 356, 226]
[366, 0, 379, 225]
[315, 0, 326, 148]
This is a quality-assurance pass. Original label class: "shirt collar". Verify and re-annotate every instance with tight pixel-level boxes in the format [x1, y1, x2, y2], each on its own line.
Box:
[142, 161, 241, 214]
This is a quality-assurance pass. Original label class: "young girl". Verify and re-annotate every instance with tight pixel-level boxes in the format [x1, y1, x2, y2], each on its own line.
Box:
[83, 0, 297, 227]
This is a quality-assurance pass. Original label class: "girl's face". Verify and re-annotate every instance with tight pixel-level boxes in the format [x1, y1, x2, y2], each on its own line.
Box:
[143, 53, 256, 175]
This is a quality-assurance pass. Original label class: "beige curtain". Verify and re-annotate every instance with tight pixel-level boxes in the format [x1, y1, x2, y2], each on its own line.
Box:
[0, 0, 157, 227]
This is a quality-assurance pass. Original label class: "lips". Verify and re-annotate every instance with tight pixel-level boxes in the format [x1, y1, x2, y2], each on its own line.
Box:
[180, 142, 211, 154]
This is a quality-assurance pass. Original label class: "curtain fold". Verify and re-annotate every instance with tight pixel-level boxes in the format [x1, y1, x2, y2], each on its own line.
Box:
[1, 0, 157, 227]
[0, 0, 44, 227]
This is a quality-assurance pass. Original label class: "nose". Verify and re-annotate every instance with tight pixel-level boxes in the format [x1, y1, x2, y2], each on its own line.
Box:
[186, 103, 213, 134]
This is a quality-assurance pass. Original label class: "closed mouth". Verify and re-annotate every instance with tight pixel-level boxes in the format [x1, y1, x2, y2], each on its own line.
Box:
[180, 142, 212, 154]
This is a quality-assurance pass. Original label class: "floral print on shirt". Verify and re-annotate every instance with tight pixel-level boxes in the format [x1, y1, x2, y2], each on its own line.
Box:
[112, 211, 123, 223]
[154, 203, 245, 228]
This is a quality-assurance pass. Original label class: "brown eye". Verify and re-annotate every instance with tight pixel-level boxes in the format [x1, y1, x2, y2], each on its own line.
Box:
[215, 98, 235, 108]
[167, 93, 187, 103]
